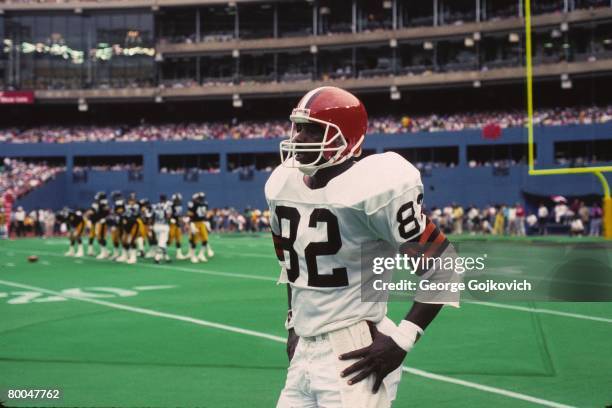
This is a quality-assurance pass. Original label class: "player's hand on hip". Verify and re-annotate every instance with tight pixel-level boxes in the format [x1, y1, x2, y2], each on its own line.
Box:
[287, 328, 299, 362]
[339, 323, 406, 394]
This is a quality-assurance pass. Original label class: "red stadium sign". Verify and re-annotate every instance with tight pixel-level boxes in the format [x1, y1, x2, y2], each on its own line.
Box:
[0, 91, 35, 104]
[482, 122, 502, 140]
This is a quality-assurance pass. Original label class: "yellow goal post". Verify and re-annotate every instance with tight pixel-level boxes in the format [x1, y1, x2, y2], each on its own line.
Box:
[524, 0, 612, 238]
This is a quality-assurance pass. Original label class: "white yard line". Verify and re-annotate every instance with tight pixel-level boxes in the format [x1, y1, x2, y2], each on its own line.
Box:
[133, 285, 177, 291]
[468, 301, 612, 324]
[0, 278, 576, 408]
[402, 367, 574, 408]
[0, 248, 277, 282]
[0, 279, 284, 343]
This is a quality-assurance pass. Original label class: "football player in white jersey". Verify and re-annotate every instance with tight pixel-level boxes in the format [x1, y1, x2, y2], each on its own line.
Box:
[266, 86, 461, 408]
[152, 194, 173, 264]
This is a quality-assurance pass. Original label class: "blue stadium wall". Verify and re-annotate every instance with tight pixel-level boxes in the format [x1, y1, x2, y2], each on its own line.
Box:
[3, 123, 610, 211]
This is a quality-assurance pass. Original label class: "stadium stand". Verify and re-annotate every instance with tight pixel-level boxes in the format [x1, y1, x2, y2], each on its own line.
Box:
[1, 0, 611, 98]
[0, 158, 63, 198]
[1, 3, 612, 408]
[1, 106, 611, 143]
[1, 0, 611, 223]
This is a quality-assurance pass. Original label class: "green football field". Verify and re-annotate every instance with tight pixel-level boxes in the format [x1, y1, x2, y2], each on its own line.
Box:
[0, 235, 611, 408]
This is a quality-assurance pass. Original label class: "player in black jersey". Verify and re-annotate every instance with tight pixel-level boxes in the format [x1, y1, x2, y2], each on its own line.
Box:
[108, 191, 125, 260]
[60, 207, 85, 258]
[119, 194, 142, 264]
[187, 192, 214, 263]
[85, 192, 111, 258]
[168, 193, 187, 260]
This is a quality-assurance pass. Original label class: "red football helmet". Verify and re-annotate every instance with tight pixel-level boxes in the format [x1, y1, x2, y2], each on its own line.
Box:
[280, 86, 368, 175]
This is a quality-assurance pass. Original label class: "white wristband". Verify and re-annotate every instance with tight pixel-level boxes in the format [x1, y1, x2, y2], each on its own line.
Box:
[390, 320, 423, 352]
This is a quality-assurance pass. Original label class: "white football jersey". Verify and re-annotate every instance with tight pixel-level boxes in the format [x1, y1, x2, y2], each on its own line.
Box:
[265, 152, 458, 337]
[152, 201, 172, 225]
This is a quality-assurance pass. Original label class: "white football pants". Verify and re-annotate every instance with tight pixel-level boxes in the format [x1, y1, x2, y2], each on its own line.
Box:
[277, 318, 402, 408]
[153, 224, 169, 249]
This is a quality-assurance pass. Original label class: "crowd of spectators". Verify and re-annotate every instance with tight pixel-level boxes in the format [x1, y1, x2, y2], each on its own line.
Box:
[208, 207, 270, 233]
[72, 164, 143, 172]
[427, 199, 603, 237]
[2, 105, 611, 144]
[159, 166, 221, 174]
[555, 156, 609, 166]
[0, 126, 123, 144]
[2, 199, 604, 240]
[0, 205, 273, 239]
[2, 207, 57, 239]
[0, 158, 63, 199]
[153, 199, 605, 237]
[173, 199, 606, 237]
[369, 105, 612, 134]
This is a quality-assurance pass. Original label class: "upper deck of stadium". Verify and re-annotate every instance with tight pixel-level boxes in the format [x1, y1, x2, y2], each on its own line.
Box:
[1, 0, 611, 102]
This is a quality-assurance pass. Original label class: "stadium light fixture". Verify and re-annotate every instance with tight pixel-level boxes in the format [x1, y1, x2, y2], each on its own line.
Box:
[233, 94, 242, 108]
[78, 98, 88, 112]
[390, 86, 400, 100]
[560, 74, 572, 89]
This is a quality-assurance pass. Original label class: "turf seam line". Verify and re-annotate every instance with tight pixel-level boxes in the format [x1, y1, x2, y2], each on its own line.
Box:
[469, 301, 612, 324]
[528, 301, 557, 377]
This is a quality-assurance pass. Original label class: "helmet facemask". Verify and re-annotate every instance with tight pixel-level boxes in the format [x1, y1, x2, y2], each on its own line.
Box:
[280, 110, 349, 176]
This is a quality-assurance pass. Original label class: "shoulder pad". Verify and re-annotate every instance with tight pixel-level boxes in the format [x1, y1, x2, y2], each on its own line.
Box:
[327, 152, 422, 208]
[264, 164, 296, 202]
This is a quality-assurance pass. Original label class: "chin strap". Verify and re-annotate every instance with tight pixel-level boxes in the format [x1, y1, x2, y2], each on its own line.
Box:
[298, 166, 319, 176]
[297, 148, 358, 177]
